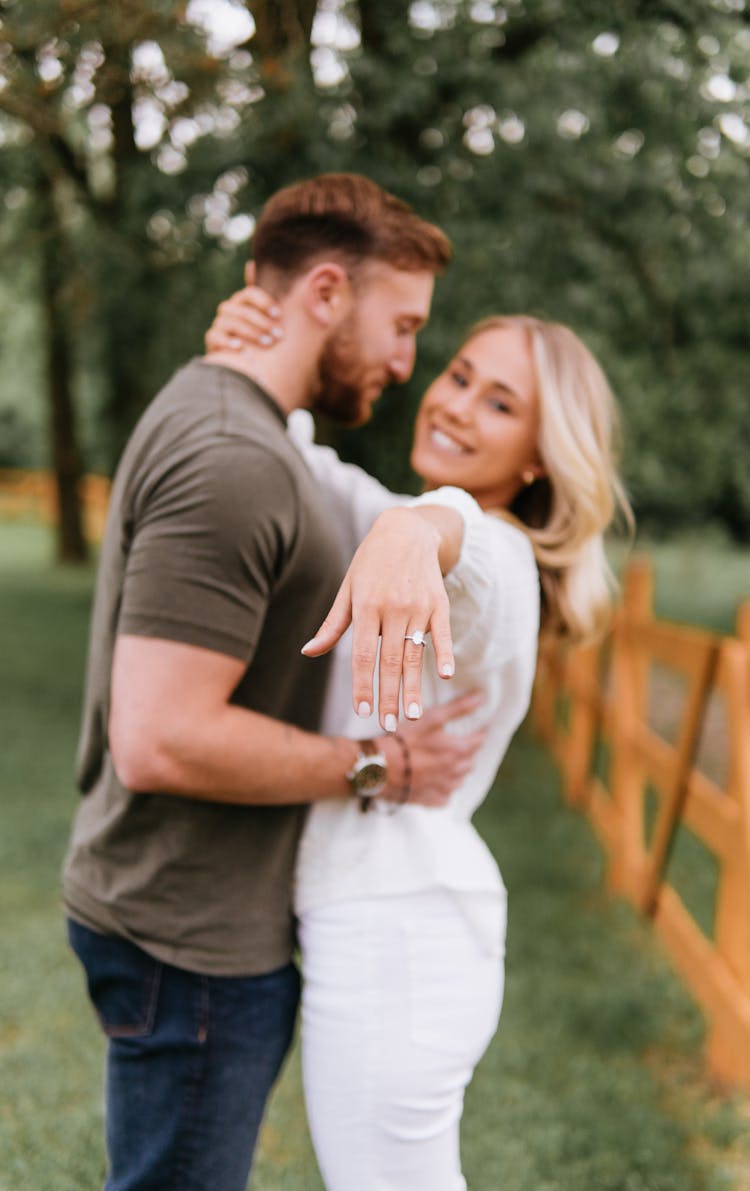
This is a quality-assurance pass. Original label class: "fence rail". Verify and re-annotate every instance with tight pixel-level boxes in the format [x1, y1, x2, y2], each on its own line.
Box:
[534, 559, 750, 1089]
[0, 468, 111, 543]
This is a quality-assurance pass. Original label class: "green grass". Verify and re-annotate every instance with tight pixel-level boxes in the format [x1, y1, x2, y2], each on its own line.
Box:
[2, 522, 749, 1189]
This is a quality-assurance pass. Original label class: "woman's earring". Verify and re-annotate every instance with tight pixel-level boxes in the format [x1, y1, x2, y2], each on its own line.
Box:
[522, 468, 536, 486]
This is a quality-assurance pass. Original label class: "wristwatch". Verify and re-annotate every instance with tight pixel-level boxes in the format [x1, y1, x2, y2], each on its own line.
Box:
[346, 740, 387, 813]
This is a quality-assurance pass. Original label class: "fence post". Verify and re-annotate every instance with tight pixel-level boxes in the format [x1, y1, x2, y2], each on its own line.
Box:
[608, 558, 652, 898]
[531, 641, 558, 751]
[561, 644, 601, 808]
[714, 605, 750, 995]
[706, 637, 750, 1084]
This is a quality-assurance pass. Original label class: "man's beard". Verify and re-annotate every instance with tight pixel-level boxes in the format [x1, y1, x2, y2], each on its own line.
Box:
[313, 313, 383, 426]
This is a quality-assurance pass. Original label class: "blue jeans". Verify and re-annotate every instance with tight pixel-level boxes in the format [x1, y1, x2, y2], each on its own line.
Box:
[67, 919, 300, 1191]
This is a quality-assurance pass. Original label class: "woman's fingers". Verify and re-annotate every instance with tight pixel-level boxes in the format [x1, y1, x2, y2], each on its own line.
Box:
[206, 286, 284, 351]
[377, 617, 413, 730]
[374, 586, 449, 727]
[428, 592, 455, 680]
[238, 282, 279, 315]
[396, 601, 456, 722]
[397, 619, 430, 719]
[349, 604, 384, 721]
[422, 690, 485, 727]
[207, 310, 272, 348]
[401, 723, 486, 807]
[400, 623, 431, 721]
[231, 287, 283, 332]
[300, 575, 354, 658]
[302, 510, 459, 726]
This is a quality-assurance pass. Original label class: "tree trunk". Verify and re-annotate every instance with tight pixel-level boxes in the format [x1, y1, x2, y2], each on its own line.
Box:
[357, 0, 407, 54]
[95, 198, 152, 467]
[38, 176, 88, 564]
[96, 50, 151, 466]
[250, 0, 318, 58]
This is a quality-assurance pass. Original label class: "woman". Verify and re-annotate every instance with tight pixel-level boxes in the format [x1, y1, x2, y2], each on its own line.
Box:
[207, 299, 632, 1189]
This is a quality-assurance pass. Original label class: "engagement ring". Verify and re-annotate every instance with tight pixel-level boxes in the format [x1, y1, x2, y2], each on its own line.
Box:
[404, 631, 427, 647]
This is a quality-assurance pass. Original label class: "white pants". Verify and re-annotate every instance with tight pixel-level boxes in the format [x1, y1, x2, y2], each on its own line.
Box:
[298, 889, 506, 1191]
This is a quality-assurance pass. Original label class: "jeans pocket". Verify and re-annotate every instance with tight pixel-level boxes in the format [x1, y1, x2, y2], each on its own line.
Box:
[67, 919, 162, 1038]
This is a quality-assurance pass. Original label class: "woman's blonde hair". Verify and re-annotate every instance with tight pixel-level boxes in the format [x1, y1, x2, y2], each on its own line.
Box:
[467, 315, 633, 645]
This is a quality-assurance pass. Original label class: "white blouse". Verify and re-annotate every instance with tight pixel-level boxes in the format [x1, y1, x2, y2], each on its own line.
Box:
[287, 412, 540, 948]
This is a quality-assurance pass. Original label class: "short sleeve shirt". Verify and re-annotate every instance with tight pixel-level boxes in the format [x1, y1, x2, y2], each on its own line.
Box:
[63, 361, 344, 975]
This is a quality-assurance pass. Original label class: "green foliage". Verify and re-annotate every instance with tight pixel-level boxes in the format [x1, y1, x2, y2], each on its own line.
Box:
[0, 2, 749, 533]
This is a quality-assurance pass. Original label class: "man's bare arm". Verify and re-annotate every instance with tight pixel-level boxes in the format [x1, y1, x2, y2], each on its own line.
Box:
[109, 635, 483, 807]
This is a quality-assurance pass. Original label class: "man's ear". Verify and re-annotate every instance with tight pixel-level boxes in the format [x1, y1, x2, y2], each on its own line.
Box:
[302, 262, 352, 328]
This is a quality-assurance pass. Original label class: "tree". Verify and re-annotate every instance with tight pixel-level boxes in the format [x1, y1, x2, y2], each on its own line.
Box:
[1, 0, 749, 552]
[0, 1, 258, 558]
[308, 1, 750, 533]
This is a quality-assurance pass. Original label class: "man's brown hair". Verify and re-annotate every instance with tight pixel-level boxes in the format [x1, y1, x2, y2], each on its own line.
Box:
[252, 173, 451, 289]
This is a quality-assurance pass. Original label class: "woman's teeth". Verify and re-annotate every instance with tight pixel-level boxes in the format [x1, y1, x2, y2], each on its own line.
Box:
[431, 428, 468, 454]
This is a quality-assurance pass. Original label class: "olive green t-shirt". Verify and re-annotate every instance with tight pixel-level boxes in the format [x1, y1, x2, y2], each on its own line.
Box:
[62, 360, 344, 976]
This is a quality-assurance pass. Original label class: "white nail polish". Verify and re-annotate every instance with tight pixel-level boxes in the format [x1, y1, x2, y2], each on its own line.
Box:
[271, 326, 284, 339]
[384, 714, 398, 733]
[357, 701, 372, 718]
[301, 637, 320, 655]
[407, 702, 421, 719]
[260, 334, 273, 346]
[440, 662, 455, 677]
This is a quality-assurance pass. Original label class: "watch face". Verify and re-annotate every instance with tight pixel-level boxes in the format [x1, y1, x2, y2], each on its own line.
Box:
[356, 760, 387, 795]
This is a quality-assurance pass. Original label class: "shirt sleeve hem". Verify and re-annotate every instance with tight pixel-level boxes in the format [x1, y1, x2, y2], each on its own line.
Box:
[117, 612, 255, 663]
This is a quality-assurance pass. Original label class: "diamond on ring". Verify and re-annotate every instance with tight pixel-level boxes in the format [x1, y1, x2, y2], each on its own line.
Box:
[405, 630, 427, 647]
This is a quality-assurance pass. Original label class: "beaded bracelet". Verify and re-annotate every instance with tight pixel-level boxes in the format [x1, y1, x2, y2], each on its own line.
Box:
[391, 731, 412, 805]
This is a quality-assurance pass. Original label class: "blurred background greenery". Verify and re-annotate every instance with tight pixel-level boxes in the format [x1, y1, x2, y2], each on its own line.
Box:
[1, 7, 749, 1182]
[0, 0, 749, 569]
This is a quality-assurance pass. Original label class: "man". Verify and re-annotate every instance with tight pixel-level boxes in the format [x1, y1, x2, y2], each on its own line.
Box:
[63, 173, 476, 1191]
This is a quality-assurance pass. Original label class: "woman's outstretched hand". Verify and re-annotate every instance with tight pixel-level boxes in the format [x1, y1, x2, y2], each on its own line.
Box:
[378, 690, 485, 809]
[302, 507, 463, 730]
[205, 265, 283, 353]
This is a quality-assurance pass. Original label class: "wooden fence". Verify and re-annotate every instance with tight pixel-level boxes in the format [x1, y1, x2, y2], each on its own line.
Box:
[534, 558, 750, 1089]
[4, 472, 750, 1087]
[0, 468, 111, 543]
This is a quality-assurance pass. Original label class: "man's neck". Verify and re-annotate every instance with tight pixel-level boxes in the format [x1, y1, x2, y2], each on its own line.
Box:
[202, 343, 318, 417]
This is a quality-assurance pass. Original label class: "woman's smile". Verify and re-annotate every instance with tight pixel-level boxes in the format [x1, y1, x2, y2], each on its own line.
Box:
[429, 426, 472, 455]
[410, 323, 543, 511]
